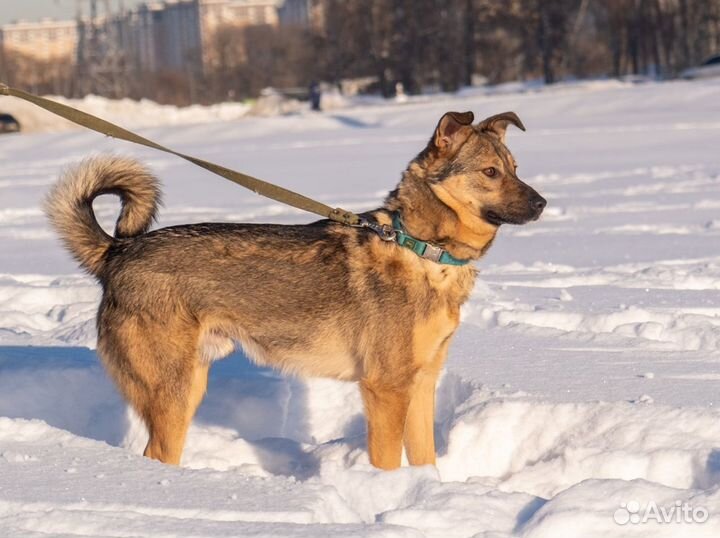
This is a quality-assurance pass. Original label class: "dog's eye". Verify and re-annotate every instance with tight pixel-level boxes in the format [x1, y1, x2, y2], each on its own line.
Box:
[484, 167, 497, 177]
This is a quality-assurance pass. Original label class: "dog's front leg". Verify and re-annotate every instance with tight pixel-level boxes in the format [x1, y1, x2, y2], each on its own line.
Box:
[403, 367, 440, 466]
[403, 338, 451, 466]
[360, 380, 410, 470]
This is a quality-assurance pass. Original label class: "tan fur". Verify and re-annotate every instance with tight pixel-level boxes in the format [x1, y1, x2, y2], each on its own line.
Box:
[45, 111, 545, 469]
[44, 156, 160, 276]
[404, 336, 453, 466]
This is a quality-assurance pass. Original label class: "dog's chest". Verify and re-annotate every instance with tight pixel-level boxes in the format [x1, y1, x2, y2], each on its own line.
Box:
[407, 264, 475, 364]
[421, 262, 476, 308]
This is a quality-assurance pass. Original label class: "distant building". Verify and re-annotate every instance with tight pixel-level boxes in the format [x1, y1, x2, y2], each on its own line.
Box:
[159, 1, 204, 72]
[124, 3, 164, 73]
[1, 0, 322, 82]
[200, 0, 281, 32]
[198, 0, 277, 70]
[0, 18, 78, 63]
[120, 0, 288, 75]
[278, 0, 311, 26]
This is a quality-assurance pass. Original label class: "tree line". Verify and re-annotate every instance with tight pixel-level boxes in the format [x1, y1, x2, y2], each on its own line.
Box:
[2, 0, 720, 105]
[309, 0, 720, 95]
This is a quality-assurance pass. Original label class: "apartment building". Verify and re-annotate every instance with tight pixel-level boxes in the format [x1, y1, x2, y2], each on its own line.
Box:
[120, 0, 289, 74]
[200, 0, 281, 31]
[0, 18, 77, 63]
[123, 3, 164, 73]
[278, 0, 313, 26]
[2, 0, 319, 77]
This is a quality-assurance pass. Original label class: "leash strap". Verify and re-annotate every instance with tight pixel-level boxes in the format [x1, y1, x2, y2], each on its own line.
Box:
[0, 83, 361, 226]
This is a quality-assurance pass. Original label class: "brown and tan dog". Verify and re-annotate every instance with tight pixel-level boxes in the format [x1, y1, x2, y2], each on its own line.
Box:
[45, 110, 545, 469]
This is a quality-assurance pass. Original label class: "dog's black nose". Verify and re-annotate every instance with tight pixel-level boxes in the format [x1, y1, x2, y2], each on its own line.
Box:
[532, 196, 547, 212]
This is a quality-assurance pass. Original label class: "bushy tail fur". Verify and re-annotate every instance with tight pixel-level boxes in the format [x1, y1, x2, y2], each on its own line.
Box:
[45, 156, 161, 277]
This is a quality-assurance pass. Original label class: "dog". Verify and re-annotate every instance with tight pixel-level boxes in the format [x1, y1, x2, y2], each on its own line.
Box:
[45, 110, 545, 470]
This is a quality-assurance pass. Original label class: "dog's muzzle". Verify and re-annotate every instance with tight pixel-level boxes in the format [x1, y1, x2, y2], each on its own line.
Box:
[531, 194, 547, 220]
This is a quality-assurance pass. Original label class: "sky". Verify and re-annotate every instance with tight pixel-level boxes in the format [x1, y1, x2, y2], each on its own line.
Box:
[0, 0, 146, 25]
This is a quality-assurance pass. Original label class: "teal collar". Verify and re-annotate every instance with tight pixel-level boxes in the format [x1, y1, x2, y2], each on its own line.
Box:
[392, 213, 471, 266]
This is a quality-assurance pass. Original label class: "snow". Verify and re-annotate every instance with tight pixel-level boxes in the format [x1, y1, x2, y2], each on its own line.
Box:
[1, 86, 354, 134]
[1, 78, 720, 536]
[0, 94, 251, 133]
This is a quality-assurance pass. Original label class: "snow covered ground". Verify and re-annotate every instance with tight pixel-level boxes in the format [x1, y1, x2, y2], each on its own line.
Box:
[0, 94, 252, 134]
[1, 79, 720, 536]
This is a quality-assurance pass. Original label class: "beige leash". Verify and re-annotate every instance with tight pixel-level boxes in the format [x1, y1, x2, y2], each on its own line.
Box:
[0, 83, 363, 226]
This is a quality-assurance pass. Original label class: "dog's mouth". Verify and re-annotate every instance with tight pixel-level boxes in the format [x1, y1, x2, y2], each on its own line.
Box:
[483, 210, 507, 226]
[483, 205, 545, 227]
[483, 210, 533, 226]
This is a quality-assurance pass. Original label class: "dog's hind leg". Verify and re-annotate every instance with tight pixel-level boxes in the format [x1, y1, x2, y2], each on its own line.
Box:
[143, 360, 209, 465]
[97, 313, 208, 465]
[360, 380, 411, 470]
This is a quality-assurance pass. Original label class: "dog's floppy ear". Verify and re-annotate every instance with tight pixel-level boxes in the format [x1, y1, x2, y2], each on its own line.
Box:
[477, 111, 526, 142]
[432, 111, 475, 154]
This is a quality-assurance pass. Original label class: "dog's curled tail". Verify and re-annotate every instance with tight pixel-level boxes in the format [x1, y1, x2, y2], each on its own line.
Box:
[45, 156, 161, 277]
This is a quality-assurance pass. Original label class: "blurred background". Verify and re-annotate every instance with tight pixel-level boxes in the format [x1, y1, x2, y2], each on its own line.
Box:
[0, 0, 719, 106]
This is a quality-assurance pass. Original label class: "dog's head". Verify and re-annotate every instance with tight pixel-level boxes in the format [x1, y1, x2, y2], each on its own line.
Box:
[423, 111, 546, 228]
